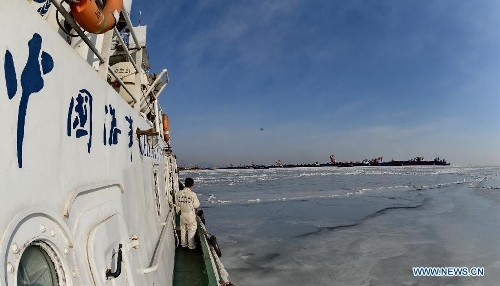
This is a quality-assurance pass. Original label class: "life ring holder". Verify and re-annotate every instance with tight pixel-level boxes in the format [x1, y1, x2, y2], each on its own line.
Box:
[70, 0, 123, 34]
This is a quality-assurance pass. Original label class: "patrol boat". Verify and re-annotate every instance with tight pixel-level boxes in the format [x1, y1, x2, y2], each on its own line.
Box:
[0, 0, 231, 285]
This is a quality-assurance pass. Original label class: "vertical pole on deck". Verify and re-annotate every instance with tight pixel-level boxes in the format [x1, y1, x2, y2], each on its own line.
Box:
[133, 49, 142, 111]
[98, 30, 114, 78]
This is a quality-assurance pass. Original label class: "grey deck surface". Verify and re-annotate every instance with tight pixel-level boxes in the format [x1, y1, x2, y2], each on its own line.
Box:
[173, 245, 209, 286]
[173, 213, 209, 286]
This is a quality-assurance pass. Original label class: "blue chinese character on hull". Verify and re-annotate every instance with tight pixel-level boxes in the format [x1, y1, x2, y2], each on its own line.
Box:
[103, 104, 121, 146]
[67, 89, 93, 153]
[125, 115, 134, 161]
[4, 33, 54, 168]
[34, 0, 52, 17]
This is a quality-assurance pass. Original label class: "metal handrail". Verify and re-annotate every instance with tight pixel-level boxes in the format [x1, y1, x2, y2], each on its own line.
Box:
[142, 210, 173, 274]
[63, 182, 125, 218]
[142, 69, 168, 100]
[197, 217, 221, 285]
[50, 0, 137, 103]
[109, 70, 137, 103]
[136, 69, 168, 119]
[112, 27, 140, 72]
[50, 0, 105, 63]
[121, 6, 141, 50]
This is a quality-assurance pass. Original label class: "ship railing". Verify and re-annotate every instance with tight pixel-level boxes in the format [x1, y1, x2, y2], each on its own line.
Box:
[196, 217, 232, 285]
[142, 209, 174, 274]
[49, 1, 171, 145]
[49, 0, 169, 112]
[120, 4, 141, 56]
[50, 0, 138, 103]
[112, 25, 142, 83]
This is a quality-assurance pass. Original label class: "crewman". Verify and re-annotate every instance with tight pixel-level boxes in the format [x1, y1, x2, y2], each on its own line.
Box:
[175, 177, 200, 249]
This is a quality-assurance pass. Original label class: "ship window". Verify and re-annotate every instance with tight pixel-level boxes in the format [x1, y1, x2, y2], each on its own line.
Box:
[17, 242, 59, 286]
[153, 170, 161, 216]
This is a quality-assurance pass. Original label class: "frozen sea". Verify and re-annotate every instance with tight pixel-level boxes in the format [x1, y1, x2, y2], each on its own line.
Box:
[180, 166, 500, 286]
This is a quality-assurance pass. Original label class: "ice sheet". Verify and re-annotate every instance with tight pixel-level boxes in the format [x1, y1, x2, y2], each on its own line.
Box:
[190, 167, 500, 285]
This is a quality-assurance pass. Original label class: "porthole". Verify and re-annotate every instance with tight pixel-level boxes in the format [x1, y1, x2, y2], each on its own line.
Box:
[17, 241, 63, 286]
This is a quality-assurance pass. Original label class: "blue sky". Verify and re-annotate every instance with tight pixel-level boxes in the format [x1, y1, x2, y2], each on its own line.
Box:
[131, 0, 499, 167]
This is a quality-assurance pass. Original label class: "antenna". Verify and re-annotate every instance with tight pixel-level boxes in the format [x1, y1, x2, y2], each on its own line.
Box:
[139, 11, 142, 25]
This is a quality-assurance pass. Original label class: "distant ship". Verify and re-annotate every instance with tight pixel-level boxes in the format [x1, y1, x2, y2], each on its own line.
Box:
[377, 156, 450, 166]
[271, 155, 450, 168]
[217, 155, 450, 169]
[331, 155, 450, 167]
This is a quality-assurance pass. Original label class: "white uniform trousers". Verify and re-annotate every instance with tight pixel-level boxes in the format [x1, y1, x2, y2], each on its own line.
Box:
[180, 213, 197, 249]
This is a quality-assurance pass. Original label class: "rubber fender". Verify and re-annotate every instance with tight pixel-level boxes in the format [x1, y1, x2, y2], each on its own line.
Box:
[197, 209, 205, 225]
[209, 235, 222, 257]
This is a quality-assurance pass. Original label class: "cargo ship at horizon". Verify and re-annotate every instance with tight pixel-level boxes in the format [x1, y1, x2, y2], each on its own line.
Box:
[215, 155, 450, 170]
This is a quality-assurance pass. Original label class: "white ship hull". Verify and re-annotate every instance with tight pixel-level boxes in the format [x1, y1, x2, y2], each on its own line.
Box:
[0, 1, 228, 285]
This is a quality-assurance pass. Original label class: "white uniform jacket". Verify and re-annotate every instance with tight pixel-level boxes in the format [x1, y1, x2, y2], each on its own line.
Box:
[175, 187, 200, 219]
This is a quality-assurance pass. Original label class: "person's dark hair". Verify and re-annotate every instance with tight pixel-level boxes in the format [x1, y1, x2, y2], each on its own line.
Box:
[184, 177, 194, 188]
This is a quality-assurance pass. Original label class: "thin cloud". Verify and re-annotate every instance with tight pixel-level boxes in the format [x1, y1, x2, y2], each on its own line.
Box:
[137, 0, 500, 167]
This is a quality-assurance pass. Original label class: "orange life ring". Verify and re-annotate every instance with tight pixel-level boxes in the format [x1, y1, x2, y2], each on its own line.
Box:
[70, 0, 123, 34]
[162, 114, 170, 142]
